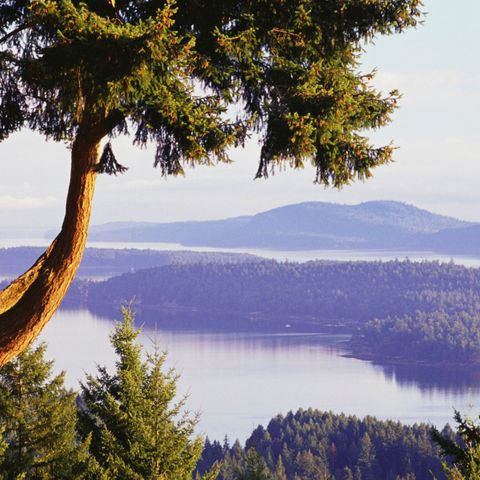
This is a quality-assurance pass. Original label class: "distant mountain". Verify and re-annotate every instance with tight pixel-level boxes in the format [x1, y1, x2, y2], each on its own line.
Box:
[88, 201, 473, 251]
[411, 224, 480, 255]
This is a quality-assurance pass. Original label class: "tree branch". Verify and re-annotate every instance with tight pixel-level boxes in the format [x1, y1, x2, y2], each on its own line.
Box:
[0, 23, 32, 45]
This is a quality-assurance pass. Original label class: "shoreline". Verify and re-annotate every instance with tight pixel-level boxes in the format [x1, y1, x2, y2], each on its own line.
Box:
[345, 342, 480, 370]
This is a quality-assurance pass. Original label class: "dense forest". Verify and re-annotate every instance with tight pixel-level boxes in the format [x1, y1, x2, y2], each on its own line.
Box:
[196, 409, 447, 480]
[68, 260, 480, 322]
[8, 255, 480, 364]
[61, 259, 480, 365]
[352, 311, 480, 364]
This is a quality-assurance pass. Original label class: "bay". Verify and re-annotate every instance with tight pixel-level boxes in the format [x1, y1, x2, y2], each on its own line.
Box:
[38, 308, 480, 442]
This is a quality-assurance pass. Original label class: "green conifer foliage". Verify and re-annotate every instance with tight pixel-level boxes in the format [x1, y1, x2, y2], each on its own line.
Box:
[432, 410, 480, 480]
[0, 343, 93, 479]
[236, 448, 272, 480]
[0, 0, 422, 181]
[275, 456, 287, 480]
[342, 466, 354, 480]
[79, 307, 213, 480]
[357, 432, 376, 480]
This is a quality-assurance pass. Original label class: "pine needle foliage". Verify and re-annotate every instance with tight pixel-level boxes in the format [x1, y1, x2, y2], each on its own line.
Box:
[0, 343, 94, 479]
[0, 0, 422, 184]
[432, 410, 480, 480]
[79, 306, 215, 480]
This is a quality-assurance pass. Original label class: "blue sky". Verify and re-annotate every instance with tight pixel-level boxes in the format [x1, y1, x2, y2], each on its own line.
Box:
[1, 0, 479, 228]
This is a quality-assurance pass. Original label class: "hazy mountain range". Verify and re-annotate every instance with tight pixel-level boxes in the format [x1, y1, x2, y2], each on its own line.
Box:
[88, 201, 479, 254]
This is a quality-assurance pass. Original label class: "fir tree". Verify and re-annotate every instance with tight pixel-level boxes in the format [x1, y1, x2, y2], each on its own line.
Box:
[342, 466, 354, 480]
[79, 307, 215, 479]
[235, 448, 272, 480]
[0, 343, 93, 479]
[357, 432, 376, 480]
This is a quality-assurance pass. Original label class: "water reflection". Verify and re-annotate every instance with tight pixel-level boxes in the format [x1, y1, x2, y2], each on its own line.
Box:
[87, 304, 352, 334]
[376, 363, 480, 395]
[37, 308, 480, 441]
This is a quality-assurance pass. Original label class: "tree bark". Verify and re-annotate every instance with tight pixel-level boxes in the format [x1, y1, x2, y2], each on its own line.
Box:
[0, 242, 57, 316]
[0, 124, 104, 366]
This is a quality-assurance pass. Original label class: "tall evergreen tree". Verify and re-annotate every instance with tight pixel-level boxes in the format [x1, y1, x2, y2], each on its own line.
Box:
[274, 456, 287, 480]
[0, 343, 93, 479]
[0, 0, 422, 364]
[357, 432, 376, 480]
[79, 307, 215, 479]
[432, 410, 480, 480]
[235, 448, 272, 480]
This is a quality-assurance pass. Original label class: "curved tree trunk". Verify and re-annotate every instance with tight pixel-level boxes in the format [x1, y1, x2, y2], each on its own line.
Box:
[0, 125, 103, 366]
[0, 241, 58, 316]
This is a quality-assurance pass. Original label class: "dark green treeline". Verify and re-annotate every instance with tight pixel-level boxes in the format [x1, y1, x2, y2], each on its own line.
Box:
[197, 409, 448, 480]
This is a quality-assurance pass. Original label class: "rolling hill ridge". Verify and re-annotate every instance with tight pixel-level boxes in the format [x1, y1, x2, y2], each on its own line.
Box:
[88, 201, 475, 253]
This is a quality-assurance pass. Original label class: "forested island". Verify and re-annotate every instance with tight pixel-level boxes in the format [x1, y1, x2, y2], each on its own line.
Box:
[59, 258, 480, 367]
[4, 252, 480, 366]
[196, 409, 446, 480]
[0, 247, 260, 279]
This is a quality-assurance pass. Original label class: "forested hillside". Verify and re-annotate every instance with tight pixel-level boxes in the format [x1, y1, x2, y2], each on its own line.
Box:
[71, 260, 480, 323]
[66, 259, 480, 364]
[89, 201, 472, 251]
[196, 409, 447, 480]
[352, 311, 480, 364]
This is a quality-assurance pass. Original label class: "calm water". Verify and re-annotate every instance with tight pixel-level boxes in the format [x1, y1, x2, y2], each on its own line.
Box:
[38, 308, 480, 442]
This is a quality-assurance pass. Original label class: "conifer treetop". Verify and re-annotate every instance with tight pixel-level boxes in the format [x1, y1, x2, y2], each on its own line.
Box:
[79, 307, 214, 479]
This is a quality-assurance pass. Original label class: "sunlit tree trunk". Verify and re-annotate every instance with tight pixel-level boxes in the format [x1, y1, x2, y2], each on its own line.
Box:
[0, 124, 103, 366]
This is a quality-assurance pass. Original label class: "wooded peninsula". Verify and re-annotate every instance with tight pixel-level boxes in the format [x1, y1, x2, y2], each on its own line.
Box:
[48, 256, 480, 367]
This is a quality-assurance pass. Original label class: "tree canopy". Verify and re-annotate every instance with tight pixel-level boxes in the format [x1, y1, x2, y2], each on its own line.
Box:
[1, 0, 422, 184]
[432, 411, 480, 480]
[197, 409, 444, 479]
